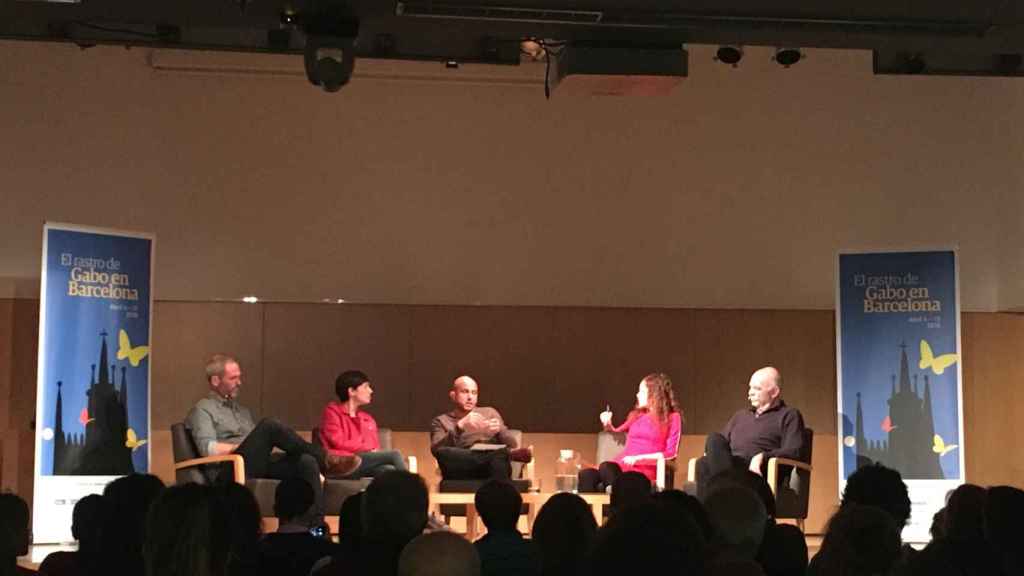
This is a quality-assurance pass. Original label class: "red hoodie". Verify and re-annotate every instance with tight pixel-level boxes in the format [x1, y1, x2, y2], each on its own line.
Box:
[319, 401, 380, 455]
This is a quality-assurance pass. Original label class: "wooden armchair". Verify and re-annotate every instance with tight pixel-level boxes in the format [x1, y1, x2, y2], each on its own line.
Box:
[687, 428, 814, 531]
[170, 422, 278, 516]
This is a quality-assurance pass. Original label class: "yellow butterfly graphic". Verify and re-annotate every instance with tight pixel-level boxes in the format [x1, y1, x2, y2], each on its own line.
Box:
[919, 339, 958, 375]
[125, 428, 148, 452]
[117, 329, 150, 367]
[933, 434, 958, 457]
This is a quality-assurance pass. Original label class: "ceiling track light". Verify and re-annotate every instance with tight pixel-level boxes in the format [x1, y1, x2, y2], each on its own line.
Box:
[715, 45, 743, 67]
[774, 47, 803, 67]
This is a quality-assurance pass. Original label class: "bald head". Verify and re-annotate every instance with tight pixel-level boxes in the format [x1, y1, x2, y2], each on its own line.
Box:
[450, 375, 479, 412]
[748, 367, 782, 412]
[398, 532, 480, 576]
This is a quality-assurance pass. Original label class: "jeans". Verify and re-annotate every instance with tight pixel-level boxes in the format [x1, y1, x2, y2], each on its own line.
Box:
[344, 450, 407, 478]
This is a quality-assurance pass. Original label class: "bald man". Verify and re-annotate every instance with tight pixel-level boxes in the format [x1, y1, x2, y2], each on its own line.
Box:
[430, 375, 529, 481]
[698, 367, 806, 496]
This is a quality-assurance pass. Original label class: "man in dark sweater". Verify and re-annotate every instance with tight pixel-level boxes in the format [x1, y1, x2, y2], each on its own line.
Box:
[698, 366, 806, 497]
[430, 375, 531, 481]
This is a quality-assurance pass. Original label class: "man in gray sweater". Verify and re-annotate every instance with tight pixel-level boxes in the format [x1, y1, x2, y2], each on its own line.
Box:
[430, 375, 531, 480]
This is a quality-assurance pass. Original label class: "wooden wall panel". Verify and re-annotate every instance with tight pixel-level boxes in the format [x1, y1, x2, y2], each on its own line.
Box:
[150, 302, 264, 428]
[408, 306, 562, 433]
[554, 307, 696, 433]
[692, 310, 835, 434]
[1, 300, 13, 435]
[261, 304, 413, 430]
[1, 300, 13, 489]
[962, 312, 1024, 486]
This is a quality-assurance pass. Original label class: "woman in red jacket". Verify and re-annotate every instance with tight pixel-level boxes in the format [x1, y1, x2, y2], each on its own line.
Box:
[318, 370, 406, 478]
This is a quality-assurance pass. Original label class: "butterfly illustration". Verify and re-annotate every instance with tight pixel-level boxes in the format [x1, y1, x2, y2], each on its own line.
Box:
[919, 339, 958, 375]
[125, 428, 148, 452]
[117, 329, 150, 367]
[79, 407, 94, 426]
[881, 415, 898, 433]
[933, 434, 958, 456]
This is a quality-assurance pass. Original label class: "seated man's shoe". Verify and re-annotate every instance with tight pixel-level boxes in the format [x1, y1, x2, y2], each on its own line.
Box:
[509, 447, 533, 463]
[324, 454, 362, 478]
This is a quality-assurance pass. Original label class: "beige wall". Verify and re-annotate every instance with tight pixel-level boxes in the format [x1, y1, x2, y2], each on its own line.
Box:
[4, 300, 1024, 534]
[1, 43, 1023, 310]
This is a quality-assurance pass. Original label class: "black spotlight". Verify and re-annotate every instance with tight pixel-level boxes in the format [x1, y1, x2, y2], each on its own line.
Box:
[715, 45, 743, 66]
[774, 47, 802, 67]
[304, 35, 356, 92]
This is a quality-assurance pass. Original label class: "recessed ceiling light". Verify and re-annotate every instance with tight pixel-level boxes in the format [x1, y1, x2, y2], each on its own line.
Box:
[242, 296, 259, 303]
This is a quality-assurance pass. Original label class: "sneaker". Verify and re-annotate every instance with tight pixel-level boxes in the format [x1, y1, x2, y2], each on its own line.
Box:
[509, 447, 533, 463]
[324, 454, 362, 478]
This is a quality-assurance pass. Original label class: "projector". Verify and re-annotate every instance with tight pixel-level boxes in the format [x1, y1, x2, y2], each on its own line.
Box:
[545, 44, 688, 96]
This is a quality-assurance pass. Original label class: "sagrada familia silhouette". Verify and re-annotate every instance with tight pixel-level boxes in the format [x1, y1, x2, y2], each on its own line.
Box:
[51, 331, 135, 475]
[854, 342, 944, 479]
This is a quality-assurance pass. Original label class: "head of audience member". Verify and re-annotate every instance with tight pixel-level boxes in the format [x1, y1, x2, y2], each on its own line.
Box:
[474, 480, 522, 534]
[71, 493, 104, 554]
[703, 484, 769, 561]
[398, 532, 481, 576]
[841, 463, 911, 530]
[215, 482, 263, 576]
[450, 375, 479, 414]
[587, 501, 706, 576]
[338, 492, 364, 550]
[638, 373, 681, 425]
[748, 367, 782, 413]
[206, 354, 242, 399]
[145, 483, 228, 576]
[706, 467, 777, 518]
[274, 477, 317, 528]
[336, 370, 373, 408]
[941, 483, 987, 542]
[100, 473, 166, 575]
[531, 493, 598, 576]
[610, 471, 652, 514]
[930, 507, 947, 540]
[756, 523, 807, 576]
[362, 470, 429, 576]
[983, 485, 1024, 575]
[653, 490, 713, 543]
[0, 492, 30, 565]
[813, 504, 901, 576]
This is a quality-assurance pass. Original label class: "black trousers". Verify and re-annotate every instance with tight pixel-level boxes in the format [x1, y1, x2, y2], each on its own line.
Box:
[232, 418, 327, 516]
[578, 462, 623, 493]
[434, 447, 512, 480]
[696, 432, 749, 498]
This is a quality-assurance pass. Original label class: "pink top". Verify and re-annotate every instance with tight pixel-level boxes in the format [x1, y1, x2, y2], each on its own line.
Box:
[610, 410, 682, 481]
[319, 401, 380, 456]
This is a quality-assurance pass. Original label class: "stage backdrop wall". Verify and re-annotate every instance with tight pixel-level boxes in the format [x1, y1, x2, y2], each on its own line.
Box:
[4, 300, 1024, 533]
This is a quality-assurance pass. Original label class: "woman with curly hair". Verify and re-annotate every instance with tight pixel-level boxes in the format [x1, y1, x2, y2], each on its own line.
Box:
[578, 373, 683, 493]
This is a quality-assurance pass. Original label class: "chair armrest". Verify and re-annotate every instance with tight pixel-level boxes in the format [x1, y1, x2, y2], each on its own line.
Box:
[523, 445, 536, 486]
[766, 457, 812, 495]
[175, 454, 246, 484]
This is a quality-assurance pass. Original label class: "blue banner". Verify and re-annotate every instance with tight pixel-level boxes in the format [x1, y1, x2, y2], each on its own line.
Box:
[837, 250, 964, 542]
[33, 223, 154, 543]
